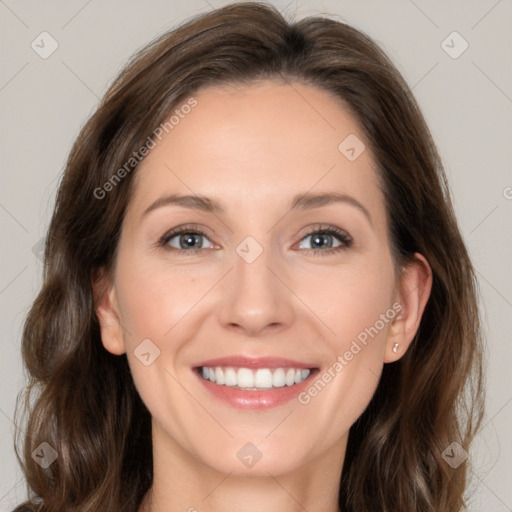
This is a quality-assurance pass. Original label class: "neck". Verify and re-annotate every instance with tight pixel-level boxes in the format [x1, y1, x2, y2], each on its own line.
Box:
[140, 474, 342, 512]
[139, 422, 346, 512]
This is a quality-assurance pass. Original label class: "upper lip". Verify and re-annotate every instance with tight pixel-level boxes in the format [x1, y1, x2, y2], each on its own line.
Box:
[193, 355, 317, 370]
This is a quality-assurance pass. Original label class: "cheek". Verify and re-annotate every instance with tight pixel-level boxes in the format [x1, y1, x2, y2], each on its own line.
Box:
[306, 257, 395, 415]
[299, 287, 394, 442]
[307, 257, 396, 350]
[115, 258, 206, 344]
[116, 264, 191, 429]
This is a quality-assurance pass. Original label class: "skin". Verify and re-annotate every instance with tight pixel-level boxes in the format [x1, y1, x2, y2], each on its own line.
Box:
[94, 80, 432, 512]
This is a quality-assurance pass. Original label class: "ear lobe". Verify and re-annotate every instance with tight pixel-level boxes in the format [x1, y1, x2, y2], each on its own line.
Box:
[92, 267, 126, 356]
[383, 253, 432, 363]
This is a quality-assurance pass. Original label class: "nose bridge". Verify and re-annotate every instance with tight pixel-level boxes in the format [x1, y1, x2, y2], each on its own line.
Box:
[234, 233, 275, 287]
[217, 231, 295, 335]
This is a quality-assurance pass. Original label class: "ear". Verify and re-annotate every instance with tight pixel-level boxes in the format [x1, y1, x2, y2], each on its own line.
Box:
[91, 267, 126, 355]
[383, 253, 432, 363]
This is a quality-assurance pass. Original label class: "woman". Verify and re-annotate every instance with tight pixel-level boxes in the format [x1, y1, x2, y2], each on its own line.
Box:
[13, 2, 484, 511]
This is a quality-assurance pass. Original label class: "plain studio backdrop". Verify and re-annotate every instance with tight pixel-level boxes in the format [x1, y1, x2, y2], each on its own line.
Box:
[0, 0, 510, 510]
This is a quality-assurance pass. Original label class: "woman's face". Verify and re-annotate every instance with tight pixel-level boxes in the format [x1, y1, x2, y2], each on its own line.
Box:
[96, 80, 427, 477]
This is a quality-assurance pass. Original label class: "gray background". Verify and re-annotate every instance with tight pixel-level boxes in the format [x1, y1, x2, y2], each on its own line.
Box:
[0, 0, 510, 510]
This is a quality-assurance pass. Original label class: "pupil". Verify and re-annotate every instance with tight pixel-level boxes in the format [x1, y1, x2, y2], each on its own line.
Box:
[181, 233, 200, 249]
[313, 234, 331, 249]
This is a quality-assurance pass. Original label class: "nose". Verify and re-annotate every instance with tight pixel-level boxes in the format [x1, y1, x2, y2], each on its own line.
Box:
[218, 243, 296, 337]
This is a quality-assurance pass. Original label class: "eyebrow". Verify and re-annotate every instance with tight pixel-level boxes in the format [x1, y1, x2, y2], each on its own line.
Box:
[142, 191, 373, 226]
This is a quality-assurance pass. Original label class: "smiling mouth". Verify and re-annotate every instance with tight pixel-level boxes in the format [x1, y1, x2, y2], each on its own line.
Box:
[195, 366, 319, 390]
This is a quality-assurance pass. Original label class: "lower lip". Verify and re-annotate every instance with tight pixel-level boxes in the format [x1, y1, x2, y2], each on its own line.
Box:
[194, 368, 318, 410]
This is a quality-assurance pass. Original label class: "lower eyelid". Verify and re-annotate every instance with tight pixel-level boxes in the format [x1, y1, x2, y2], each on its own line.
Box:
[162, 235, 351, 255]
[159, 225, 352, 252]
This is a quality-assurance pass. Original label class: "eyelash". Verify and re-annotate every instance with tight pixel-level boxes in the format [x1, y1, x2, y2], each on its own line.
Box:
[156, 223, 353, 256]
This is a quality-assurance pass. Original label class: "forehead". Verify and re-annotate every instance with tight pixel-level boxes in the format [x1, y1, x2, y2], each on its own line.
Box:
[129, 80, 385, 224]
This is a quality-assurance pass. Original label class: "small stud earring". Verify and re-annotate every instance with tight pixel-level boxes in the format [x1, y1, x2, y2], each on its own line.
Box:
[392, 342, 399, 353]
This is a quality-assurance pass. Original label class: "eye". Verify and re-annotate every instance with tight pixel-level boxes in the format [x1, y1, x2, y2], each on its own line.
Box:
[158, 225, 215, 254]
[156, 223, 353, 256]
[296, 225, 353, 255]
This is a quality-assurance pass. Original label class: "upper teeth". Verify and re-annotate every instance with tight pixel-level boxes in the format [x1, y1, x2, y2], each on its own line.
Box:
[201, 366, 311, 389]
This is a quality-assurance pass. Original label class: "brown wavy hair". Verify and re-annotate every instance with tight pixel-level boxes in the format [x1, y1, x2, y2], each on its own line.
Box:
[13, 2, 484, 511]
